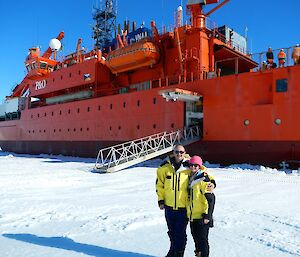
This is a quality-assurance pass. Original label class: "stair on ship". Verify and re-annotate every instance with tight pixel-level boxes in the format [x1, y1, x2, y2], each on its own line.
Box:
[93, 126, 201, 173]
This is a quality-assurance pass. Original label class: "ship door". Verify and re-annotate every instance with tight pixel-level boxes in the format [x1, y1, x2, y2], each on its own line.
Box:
[185, 97, 203, 137]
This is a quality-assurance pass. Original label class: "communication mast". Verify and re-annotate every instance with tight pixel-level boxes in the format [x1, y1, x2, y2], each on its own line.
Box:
[92, 0, 117, 50]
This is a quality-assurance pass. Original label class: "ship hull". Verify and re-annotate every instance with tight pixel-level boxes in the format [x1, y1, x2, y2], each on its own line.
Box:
[187, 140, 300, 167]
[1, 139, 299, 168]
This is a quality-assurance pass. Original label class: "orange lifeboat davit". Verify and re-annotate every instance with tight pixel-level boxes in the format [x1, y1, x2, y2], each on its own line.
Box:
[105, 40, 160, 74]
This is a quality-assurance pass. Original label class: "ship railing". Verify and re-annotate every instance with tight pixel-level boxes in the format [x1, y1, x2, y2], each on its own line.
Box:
[93, 125, 201, 173]
[250, 46, 297, 71]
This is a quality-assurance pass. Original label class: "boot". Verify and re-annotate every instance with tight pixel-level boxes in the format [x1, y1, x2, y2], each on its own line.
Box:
[194, 252, 201, 257]
[165, 249, 174, 257]
[174, 251, 184, 257]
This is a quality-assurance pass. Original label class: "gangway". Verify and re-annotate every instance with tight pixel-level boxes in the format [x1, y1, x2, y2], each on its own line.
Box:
[93, 126, 201, 173]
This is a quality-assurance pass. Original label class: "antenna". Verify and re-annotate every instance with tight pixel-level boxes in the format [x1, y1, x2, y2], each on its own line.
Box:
[92, 0, 117, 50]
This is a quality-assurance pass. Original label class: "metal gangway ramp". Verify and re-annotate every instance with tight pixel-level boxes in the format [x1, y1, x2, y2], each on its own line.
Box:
[93, 126, 201, 173]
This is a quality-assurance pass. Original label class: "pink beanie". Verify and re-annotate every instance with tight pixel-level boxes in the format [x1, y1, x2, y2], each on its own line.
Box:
[189, 155, 203, 166]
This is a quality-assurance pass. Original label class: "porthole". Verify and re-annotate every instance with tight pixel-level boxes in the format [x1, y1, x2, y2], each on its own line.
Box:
[275, 118, 281, 125]
[87, 107, 90, 112]
[98, 105, 101, 111]
[110, 104, 113, 109]
[109, 126, 112, 131]
[68, 109, 71, 114]
[153, 97, 157, 104]
[137, 125, 140, 130]
[118, 126, 121, 130]
[77, 108, 80, 113]
[123, 102, 126, 108]
[244, 119, 250, 126]
[153, 124, 156, 129]
[171, 123, 175, 128]
[137, 100, 140, 107]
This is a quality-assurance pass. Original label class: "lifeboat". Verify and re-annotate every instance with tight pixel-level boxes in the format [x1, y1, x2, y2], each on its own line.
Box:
[106, 40, 160, 74]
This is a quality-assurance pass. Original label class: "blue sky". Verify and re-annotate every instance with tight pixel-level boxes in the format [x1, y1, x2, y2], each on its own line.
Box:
[0, 0, 299, 101]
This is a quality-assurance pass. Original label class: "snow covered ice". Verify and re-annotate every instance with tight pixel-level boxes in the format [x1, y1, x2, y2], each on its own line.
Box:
[0, 151, 300, 257]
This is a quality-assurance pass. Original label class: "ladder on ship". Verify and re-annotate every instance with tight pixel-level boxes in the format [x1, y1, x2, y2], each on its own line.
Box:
[93, 126, 201, 173]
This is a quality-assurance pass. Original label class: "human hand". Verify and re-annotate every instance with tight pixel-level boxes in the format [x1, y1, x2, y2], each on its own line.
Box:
[206, 182, 215, 192]
[203, 219, 210, 224]
[159, 203, 165, 210]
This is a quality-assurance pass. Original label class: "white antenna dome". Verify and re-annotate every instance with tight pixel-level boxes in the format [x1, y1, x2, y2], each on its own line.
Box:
[49, 38, 61, 51]
[177, 5, 183, 11]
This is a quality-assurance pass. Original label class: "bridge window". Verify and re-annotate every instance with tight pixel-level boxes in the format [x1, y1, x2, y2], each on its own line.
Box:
[40, 61, 47, 70]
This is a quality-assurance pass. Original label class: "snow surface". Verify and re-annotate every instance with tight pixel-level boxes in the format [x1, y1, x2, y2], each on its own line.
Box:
[0, 151, 300, 257]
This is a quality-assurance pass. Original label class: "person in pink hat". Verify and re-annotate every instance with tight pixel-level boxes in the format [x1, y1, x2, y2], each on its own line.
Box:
[187, 155, 216, 257]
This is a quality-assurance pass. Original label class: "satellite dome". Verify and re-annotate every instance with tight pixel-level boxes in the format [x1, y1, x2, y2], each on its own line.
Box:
[49, 38, 61, 51]
[177, 5, 183, 11]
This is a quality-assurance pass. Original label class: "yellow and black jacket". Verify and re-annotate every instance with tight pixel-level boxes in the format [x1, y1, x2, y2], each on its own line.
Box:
[187, 167, 216, 223]
[156, 156, 191, 210]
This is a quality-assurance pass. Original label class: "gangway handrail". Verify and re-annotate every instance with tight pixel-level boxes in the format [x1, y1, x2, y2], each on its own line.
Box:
[94, 125, 201, 173]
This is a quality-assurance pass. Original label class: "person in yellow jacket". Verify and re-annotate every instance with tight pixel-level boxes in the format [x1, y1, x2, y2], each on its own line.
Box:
[156, 144, 191, 257]
[187, 155, 216, 257]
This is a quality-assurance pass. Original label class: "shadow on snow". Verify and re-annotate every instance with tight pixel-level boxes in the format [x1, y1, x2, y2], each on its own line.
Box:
[2, 233, 154, 257]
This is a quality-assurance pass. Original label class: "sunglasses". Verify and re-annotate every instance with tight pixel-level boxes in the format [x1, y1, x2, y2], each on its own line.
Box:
[189, 163, 200, 168]
[174, 150, 185, 154]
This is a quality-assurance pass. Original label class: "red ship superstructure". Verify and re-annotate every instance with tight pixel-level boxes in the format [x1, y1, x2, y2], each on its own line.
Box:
[1, 0, 300, 166]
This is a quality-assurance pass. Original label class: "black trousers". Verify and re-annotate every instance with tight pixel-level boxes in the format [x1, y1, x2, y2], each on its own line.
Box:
[165, 206, 188, 252]
[190, 220, 210, 257]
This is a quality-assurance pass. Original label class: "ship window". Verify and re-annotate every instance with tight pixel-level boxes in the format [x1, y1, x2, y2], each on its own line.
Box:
[59, 110, 62, 115]
[53, 78, 55, 82]
[123, 102, 126, 108]
[28, 130, 31, 133]
[137, 100, 140, 107]
[87, 127, 90, 131]
[31, 114, 33, 119]
[118, 126, 121, 130]
[77, 108, 80, 113]
[109, 126, 112, 131]
[137, 125, 140, 130]
[276, 79, 288, 92]
[153, 97, 157, 104]
[59, 129, 61, 132]
[78, 70, 81, 75]
[44, 129, 46, 133]
[51, 112, 54, 116]
[171, 123, 175, 128]
[61, 75, 63, 80]
[44, 113, 46, 117]
[32, 61, 37, 70]
[37, 114, 40, 118]
[26, 64, 31, 72]
[33, 130, 35, 133]
[110, 104, 113, 109]
[98, 105, 101, 111]
[54, 129, 56, 133]
[87, 107, 90, 112]
[153, 124, 156, 129]
[73, 128, 76, 132]
[80, 128, 83, 131]
[69, 73, 72, 78]
[68, 109, 71, 114]
[68, 128, 70, 132]
[39, 130, 41, 133]
[40, 61, 47, 70]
